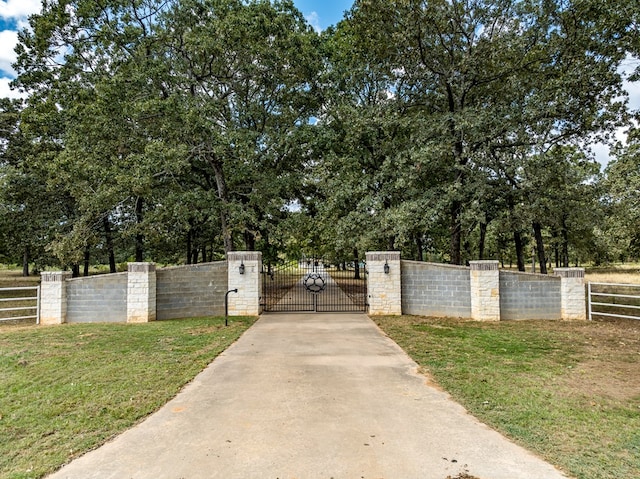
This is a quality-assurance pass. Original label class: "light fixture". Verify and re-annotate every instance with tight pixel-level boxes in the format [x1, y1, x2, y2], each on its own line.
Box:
[384, 260, 390, 274]
[239, 261, 245, 275]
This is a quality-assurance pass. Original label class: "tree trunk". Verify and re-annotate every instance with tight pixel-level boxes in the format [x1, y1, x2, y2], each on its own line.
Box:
[532, 221, 547, 274]
[186, 228, 193, 265]
[135, 197, 144, 262]
[479, 222, 488, 260]
[210, 157, 233, 253]
[244, 230, 256, 251]
[415, 234, 424, 261]
[83, 247, 90, 277]
[561, 217, 569, 267]
[72, 264, 80, 278]
[22, 245, 30, 277]
[450, 199, 462, 265]
[353, 248, 361, 280]
[104, 217, 117, 273]
[514, 230, 525, 272]
[446, 82, 465, 266]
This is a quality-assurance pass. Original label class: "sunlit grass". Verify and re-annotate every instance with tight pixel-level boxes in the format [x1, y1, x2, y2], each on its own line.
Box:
[0, 316, 256, 479]
[374, 316, 640, 479]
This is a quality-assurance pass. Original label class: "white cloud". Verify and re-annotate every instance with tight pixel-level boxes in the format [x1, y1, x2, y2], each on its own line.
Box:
[0, 76, 24, 99]
[0, 0, 42, 20]
[625, 79, 640, 112]
[0, 29, 18, 76]
[0, 0, 42, 78]
[305, 12, 322, 33]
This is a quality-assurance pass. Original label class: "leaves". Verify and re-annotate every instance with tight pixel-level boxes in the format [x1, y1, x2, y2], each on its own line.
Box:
[1, 0, 638, 270]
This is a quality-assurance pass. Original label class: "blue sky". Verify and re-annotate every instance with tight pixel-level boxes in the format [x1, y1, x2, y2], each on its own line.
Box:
[293, 0, 354, 30]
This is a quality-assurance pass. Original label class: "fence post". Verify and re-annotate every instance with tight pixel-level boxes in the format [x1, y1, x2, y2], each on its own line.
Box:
[127, 263, 157, 323]
[40, 272, 72, 325]
[366, 252, 402, 315]
[554, 268, 586, 320]
[227, 252, 262, 316]
[469, 260, 501, 321]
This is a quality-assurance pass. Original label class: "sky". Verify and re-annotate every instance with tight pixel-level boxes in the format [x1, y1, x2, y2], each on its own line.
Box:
[0, 0, 636, 165]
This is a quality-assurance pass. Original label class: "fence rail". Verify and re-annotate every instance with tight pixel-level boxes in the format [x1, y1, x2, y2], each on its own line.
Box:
[588, 282, 640, 321]
[0, 286, 41, 324]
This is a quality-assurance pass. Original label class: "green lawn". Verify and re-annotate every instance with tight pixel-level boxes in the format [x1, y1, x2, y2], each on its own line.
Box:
[0, 316, 256, 479]
[374, 315, 640, 479]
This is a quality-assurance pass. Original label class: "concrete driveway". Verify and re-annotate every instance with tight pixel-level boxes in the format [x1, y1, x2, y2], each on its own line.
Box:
[47, 313, 569, 479]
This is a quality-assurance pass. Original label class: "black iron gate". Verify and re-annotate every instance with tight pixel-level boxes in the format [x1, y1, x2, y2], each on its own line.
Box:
[261, 258, 367, 312]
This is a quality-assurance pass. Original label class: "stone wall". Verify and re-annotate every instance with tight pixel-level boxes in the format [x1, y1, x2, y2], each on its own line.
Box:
[366, 252, 402, 315]
[156, 262, 227, 320]
[499, 271, 562, 320]
[127, 263, 157, 323]
[42, 261, 228, 324]
[227, 252, 262, 316]
[40, 272, 72, 325]
[66, 273, 128, 323]
[40, 252, 586, 324]
[555, 268, 587, 320]
[401, 261, 471, 318]
[396, 256, 584, 321]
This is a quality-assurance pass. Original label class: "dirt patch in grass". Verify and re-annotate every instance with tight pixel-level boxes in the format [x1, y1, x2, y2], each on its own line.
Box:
[557, 319, 640, 401]
[374, 315, 640, 479]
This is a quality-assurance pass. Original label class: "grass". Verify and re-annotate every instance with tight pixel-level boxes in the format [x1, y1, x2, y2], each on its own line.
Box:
[585, 263, 640, 285]
[373, 316, 640, 479]
[0, 316, 256, 479]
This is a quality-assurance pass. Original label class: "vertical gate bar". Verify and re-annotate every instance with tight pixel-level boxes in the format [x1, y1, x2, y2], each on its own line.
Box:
[36, 286, 41, 325]
[587, 281, 592, 321]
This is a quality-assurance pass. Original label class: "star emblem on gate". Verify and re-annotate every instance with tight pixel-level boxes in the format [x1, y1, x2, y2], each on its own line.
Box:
[303, 273, 326, 294]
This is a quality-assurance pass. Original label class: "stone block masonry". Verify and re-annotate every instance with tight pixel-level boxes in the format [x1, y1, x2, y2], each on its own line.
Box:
[396, 253, 585, 321]
[127, 263, 157, 323]
[227, 252, 262, 316]
[156, 262, 227, 320]
[367, 252, 402, 315]
[401, 261, 472, 318]
[39, 253, 587, 324]
[67, 273, 127, 323]
[40, 272, 73, 325]
[555, 268, 586, 320]
[470, 261, 500, 321]
[499, 271, 561, 320]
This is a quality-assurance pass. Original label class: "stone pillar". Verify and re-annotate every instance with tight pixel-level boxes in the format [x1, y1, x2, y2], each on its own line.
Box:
[470, 260, 500, 322]
[366, 252, 402, 316]
[127, 263, 157, 323]
[40, 272, 72, 325]
[227, 252, 262, 316]
[554, 268, 586, 320]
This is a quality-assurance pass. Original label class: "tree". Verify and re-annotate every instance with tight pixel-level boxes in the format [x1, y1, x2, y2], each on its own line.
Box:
[0, 98, 72, 274]
[10, 0, 322, 268]
[161, 0, 322, 253]
[343, 0, 628, 264]
[606, 127, 640, 259]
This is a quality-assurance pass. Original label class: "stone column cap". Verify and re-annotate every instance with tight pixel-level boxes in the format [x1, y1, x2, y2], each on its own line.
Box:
[470, 260, 499, 271]
[227, 251, 262, 262]
[366, 251, 401, 261]
[554, 268, 585, 278]
[41, 271, 73, 282]
[128, 262, 156, 273]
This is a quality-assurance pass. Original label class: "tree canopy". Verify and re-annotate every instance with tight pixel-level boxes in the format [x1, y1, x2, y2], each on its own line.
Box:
[1, 0, 638, 274]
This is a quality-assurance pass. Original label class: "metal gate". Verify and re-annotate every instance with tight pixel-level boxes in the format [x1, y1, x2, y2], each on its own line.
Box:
[261, 258, 367, 312]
